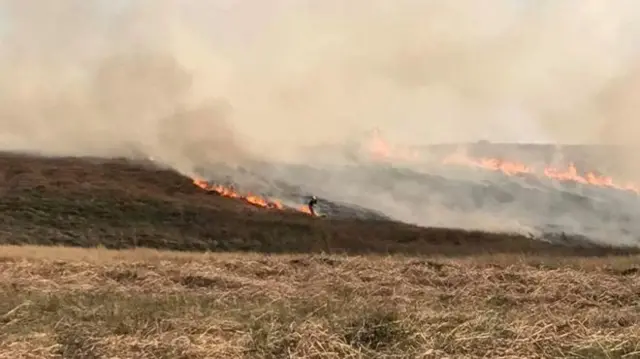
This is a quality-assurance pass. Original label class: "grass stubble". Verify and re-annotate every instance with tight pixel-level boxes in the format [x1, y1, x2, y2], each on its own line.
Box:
[1, 246, 640, 358]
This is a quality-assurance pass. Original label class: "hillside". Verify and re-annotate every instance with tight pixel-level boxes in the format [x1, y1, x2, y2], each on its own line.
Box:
[0, 151, 635, 256]
[2, 153, 640, 358]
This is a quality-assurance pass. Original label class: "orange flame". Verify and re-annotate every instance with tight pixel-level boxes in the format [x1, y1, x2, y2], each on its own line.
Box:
[192, 178, 314, 213]
[543, 163, 639, 194]
[364, 133, 640, 195]
[442, 152, 640, 195]
[367, 129, 418, 161]
[369, 129, 392, 159]
[442, 152, 533, 176]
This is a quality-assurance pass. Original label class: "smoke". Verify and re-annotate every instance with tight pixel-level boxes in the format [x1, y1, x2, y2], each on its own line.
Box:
[0, 0, 250, 175]
[3, 0, 640, 244]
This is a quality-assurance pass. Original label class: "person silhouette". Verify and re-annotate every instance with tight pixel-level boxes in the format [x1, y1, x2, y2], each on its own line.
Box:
[308, 195, 318, 216]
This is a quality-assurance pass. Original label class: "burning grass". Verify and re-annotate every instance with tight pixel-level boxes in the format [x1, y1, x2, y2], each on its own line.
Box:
[1, 246, 640, 358]
[0, 152, 636, 258]
[2, 152, 640, 357]
[371, 131, 640, 195]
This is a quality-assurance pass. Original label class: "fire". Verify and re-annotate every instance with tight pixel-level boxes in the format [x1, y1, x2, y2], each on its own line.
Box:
[442, 152, 532, 176]
[369, 129, 392, 159]
[367, 129, 418, 161]
[192, 178, 313, 213]
[363, 129, 640, 196]
[543, 163, 640, 194]
[442, 152, 640, 195]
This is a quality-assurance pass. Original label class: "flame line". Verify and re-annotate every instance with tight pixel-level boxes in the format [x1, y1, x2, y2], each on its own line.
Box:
[442, 153, 640, 195]
[192, 178, 314, 215]
[365, 130, 639, 195]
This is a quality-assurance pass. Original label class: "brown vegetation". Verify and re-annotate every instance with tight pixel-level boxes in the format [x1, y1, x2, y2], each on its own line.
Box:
[0, 152, 634, 257]
[1, 153, 639, 358]
[1, 246, 640, 358]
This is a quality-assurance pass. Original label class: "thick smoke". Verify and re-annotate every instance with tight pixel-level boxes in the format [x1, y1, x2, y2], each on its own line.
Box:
[0, 0, 251, 175]
[2, 0, 640, 244]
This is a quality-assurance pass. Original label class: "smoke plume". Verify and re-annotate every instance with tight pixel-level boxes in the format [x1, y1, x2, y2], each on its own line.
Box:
[2, 0, 640, 244]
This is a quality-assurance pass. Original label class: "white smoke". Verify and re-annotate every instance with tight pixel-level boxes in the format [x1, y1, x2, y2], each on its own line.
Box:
[2, 0, 640, 245]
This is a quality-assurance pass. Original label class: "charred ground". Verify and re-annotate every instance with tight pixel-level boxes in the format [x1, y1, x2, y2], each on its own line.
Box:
[0, 152, 635, 257]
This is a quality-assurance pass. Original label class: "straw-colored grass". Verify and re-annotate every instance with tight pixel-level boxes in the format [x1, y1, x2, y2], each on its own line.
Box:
[1, 245, 640, 359]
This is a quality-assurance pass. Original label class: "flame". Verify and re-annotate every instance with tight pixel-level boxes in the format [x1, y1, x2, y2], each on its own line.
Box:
[543, 163, 640, 194]
[442, 152, 640, 195]
[298, 205, 313, 215]
[367, 129, 418, 161]
[192, 178, 313, 213]
[368, 128, 392, 159]
[442, 152, 532, 176]
[364, 134, 639, 195]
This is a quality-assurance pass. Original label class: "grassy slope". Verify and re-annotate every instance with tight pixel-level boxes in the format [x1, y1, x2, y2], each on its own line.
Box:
[2, 153, 640, 358]
[2, 246, 640, 358]
[0, 152, 634, 257]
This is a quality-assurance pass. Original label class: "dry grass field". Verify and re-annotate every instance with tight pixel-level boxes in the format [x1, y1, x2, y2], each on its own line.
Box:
[1, 153, 640, 358]
[2, 246, 640, 358]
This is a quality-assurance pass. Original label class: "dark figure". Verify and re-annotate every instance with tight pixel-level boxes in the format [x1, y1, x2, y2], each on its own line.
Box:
[308, 195, 318, 216]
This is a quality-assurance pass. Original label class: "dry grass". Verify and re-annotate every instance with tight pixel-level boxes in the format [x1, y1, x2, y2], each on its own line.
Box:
[1, 153, 640, 358]
[2, 245, 640, 358]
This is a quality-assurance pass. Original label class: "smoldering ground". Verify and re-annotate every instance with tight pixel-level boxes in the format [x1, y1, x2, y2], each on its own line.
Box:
[2, 0, 640, 245]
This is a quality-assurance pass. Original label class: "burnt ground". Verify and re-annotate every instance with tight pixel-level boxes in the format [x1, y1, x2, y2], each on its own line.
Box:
[0, 152, 636, 257]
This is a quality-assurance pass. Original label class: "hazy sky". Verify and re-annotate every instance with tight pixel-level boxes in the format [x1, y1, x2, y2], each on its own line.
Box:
[2, 1, 640, 153]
